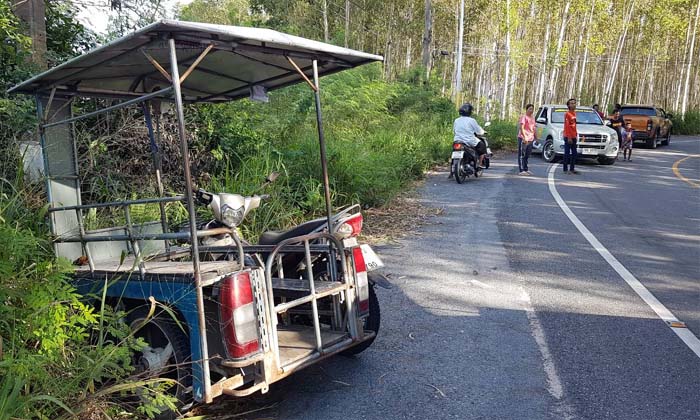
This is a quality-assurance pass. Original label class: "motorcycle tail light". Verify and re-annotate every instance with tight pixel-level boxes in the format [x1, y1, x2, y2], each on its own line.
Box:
[453, 143, 463, 150]
[352, 247, 370, 316]
[337, 213, 363, 239]
[219, 271, 260, 359]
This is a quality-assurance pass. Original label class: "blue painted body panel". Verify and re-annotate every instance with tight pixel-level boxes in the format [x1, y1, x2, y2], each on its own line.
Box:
[74, 276, 207, 401]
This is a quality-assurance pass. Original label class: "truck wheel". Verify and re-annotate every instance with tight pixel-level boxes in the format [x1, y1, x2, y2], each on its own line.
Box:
[129, 307, 192, 420]
[646, 133, 657, 149]
[543, 140, 557, 163]
[342, 286, 380, 356]
[663, 130, 671, 146]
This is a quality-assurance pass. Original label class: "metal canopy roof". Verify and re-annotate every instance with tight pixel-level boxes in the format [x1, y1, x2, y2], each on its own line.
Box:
[8, 20, 383, 102]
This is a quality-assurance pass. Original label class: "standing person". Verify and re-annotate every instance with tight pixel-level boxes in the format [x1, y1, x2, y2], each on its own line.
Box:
[609, 109, 625, 144]
[563, 98, 580, 174]
[592, 104, 605, 120]
[517, 103, 537, 176]
[621, 121, 633, 161]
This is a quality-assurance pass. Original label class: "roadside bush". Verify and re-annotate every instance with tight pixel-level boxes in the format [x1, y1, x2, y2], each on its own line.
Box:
[194, 64, 455, 239]
[671, 110, 700, 135]
[0, 179, 178, 419]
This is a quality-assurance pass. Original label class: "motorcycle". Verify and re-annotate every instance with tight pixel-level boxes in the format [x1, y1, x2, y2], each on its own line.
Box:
[193, 175, 390, 354]
[450, 122, 493, 184]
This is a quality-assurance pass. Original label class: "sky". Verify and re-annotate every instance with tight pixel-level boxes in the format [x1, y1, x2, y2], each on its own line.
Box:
[76, 0, 195, 34]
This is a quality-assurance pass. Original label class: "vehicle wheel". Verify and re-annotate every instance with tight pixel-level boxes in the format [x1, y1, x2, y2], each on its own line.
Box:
[129, 308, 192, 420]
[454, 159, 467, 184]
[543, 140, 557, 162]
[597, 156, 616, 165]
[342, 286, 380, 356]
[647, 133, 657, 149]
[663, 130, 671, 146]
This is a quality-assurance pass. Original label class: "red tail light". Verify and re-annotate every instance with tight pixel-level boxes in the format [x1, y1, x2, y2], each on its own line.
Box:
[337, 213, 363, 238]
[453, 143, 463, 150]
[352, 247, 370, 316]
[219, 271, 260, 359]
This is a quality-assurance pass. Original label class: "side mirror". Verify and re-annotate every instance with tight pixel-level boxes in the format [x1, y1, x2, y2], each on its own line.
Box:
[536, 117, 546, 124]
[604, 120, 612, 127]
[484, 121, 492, 127]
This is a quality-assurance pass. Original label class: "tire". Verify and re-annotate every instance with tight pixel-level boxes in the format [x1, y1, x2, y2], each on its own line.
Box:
[342, 286, 380, 356]
[454, 159, 467, 184]
[597, 156, 616, 165]
[128, 308, 192, 420]
[543, 140, 557, 163]
[647, 133, 657, 149]
[663, 130, 671, 146]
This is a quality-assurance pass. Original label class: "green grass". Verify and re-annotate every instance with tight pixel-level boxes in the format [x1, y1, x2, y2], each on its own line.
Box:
[671, 110, 700, 135]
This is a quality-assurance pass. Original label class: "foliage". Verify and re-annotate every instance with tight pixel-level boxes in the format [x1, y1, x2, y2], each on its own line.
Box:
[0, 0, 32, 92]
[45, 1, 98, 65]
[0, 177, 179, 419]
[670, 110, 700, 135]
[189, 64, 455, 239]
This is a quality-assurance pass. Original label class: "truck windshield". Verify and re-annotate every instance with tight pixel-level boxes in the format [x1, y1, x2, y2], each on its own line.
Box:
[551, 108, 602, 125]
[620, 107, 656, 116]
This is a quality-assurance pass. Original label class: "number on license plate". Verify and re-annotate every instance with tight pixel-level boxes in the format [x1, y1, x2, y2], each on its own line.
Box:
[360, 244, 384, 271]
[581, 148, 596, 154]
[451, 151, 464, 159]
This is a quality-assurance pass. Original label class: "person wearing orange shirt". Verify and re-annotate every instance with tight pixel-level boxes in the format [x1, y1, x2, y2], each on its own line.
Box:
[563, 98, 580, 174]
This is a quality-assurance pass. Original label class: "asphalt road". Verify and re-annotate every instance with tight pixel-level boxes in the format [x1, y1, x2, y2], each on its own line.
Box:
[205, 136, 700, 420]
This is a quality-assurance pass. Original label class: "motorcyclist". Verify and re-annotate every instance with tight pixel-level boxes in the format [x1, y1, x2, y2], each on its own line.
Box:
[453, 103, 487, 173]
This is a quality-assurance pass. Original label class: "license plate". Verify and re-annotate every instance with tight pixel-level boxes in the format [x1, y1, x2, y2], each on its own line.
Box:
[451, 151, 464, 159]
[581, 148, 596, 155]
[360, 244, 384, 271]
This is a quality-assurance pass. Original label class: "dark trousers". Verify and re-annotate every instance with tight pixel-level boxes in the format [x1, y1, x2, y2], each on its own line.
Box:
[518, 138, 533, 171]
[563, 137, 577, 171]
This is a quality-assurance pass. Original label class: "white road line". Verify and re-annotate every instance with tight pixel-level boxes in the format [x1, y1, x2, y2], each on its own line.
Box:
[519, 291, 564, 400]
[547, 165, 700, 359]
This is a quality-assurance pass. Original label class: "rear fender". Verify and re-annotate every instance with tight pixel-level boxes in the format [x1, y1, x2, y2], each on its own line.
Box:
[367, 271, 392, 289]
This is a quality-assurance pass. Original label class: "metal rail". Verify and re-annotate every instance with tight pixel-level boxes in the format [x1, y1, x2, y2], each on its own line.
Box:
[41, 87, 174, 129]
[263, 232, 357, 370]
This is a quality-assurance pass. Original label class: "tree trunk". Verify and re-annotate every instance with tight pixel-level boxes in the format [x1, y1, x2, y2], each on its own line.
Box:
[454, 0, 465, 102]
[422, 0, 432, 74]
[603, 2, 635, 109]
[344, 0, 350, 48]
[681, 0, 700, 114]
[322, 0, 329, 43]
[11, 0, 47, 69]
[537, 22, 551, 105]
[547, 0, 570, 102]
[501, 0, 511, 119]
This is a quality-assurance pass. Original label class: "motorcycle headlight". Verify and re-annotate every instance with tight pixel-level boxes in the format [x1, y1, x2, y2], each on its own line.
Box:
[220, 204, 244, 228]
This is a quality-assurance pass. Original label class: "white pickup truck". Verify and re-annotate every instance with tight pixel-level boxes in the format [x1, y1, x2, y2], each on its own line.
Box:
[532, 105, 620, 165]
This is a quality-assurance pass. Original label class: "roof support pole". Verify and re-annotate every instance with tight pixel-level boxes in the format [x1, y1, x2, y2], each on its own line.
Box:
[168, 37, 212, 404]
[311, 60, 334, 233]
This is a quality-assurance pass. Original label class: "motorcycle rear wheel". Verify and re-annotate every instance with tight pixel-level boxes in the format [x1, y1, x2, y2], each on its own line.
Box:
[454, 159, 467, 184]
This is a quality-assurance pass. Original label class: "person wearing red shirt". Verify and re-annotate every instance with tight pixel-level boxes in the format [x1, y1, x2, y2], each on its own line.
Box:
[563, 98, 580, 174]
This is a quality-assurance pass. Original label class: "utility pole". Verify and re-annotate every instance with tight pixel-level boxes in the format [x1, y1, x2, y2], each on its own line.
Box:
[453, 0, 465, 104]
[11, 0, 47, 69]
